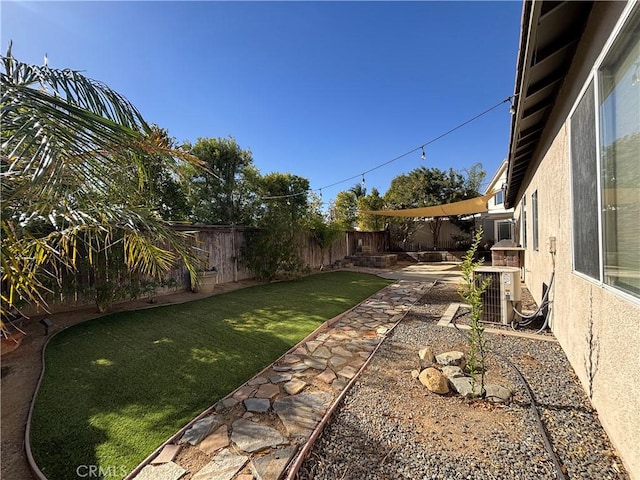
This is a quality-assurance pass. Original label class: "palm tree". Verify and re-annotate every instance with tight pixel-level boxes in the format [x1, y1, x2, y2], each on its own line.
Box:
[1, 44, 203, 325]
[349, 182, 367, 199]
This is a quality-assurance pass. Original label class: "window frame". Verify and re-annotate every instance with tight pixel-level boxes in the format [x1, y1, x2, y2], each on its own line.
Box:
[532, 190, 539, 251]
[521, 195, 527, 248]
[568, 2, 640, 303]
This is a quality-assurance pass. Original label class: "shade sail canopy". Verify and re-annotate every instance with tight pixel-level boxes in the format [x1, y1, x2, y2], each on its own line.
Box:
[361, 191, 496, 218]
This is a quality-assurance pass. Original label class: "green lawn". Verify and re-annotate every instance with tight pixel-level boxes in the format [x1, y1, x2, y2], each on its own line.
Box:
[30, 271, 391, 480]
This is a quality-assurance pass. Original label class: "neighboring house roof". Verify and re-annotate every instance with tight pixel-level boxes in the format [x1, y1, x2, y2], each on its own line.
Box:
[505, 1, 593, 208]
[484, 159, 508, 195]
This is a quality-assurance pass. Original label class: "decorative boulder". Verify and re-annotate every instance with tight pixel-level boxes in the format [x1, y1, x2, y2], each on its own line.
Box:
[435, 351, 467, 370]
[449, 376, 484, 398]
[484, 384, 512, 403]
[418, 346, 435, 363]
[419, 367, 450, 394]
[441, 366, 465, 380]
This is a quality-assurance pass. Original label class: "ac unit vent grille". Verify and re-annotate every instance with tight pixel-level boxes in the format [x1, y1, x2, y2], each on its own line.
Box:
[475, 271, 502, 323]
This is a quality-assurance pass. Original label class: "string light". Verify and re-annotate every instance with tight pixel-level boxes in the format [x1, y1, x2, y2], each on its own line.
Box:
[261, 96, 513, 201]
[508, 95, 517, 115]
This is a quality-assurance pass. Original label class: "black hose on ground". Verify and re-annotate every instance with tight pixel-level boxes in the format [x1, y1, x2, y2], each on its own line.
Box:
[450, 316, 567, 480]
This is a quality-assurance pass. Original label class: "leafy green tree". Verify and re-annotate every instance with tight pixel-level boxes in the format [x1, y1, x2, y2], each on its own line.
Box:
[183, 136, 258, 225]
[241, 173, 311, 279]
[1, 46, 202, 319]
[357, 188, 386, 231]
[329, 190, 358, 229]
[384, 166, 483, 248]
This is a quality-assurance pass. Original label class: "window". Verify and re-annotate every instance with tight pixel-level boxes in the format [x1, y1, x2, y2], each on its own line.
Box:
[599, 6, 640, 298]
[532, 190, 539, 251]
[521, 195, 527, 248]
[497, 221, 512, 241]
[494, 190, 504, 205]
[570, 4, 640, 299]
[571, 83, 600, 278]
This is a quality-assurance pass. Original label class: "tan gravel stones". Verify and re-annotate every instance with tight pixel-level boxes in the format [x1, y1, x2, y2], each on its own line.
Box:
[419, 367, 450, 394]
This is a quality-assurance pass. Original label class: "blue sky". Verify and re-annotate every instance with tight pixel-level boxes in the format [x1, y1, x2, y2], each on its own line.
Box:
[2, 1, 522, 206]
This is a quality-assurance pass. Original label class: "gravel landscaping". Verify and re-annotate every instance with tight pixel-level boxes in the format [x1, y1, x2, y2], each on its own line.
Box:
[297, 283, 628, 480]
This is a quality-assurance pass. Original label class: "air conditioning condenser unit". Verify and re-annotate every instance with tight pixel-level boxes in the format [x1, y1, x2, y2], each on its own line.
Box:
[473, 266, 522, 325]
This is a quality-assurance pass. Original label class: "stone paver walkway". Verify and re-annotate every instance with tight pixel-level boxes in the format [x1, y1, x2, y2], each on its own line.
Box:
[130, 280, 432, 480]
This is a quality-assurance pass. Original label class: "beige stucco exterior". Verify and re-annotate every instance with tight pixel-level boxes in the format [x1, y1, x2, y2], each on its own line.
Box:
[510, 3, 640, 477]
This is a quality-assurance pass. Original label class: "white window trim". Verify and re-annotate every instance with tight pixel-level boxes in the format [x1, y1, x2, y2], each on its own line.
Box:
[567, 1, 640, 304]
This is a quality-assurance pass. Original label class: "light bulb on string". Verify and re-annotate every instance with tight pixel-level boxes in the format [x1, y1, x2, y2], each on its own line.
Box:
[421, 147, 426, 160]
[508, 96, 516, 115]
[361, 174, 366, 187]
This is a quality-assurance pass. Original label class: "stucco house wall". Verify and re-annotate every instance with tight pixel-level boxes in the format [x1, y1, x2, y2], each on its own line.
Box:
[510, 2, 640, 477]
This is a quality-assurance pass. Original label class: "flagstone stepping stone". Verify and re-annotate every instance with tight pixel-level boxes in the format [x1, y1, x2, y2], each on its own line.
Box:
[179, 416, 218, 445]
[329, 356, 348, 369]
[232, 385, 256, 401]
[256, 383, 280, 399]
[244, 398, 270, 413]
[247, 376, 269, 386]
[269, 373, 292, 383]
[198, 425, 229, 455]
[290, 364, 309, 372]
[331, 346, 353, 358]
[250, 445, 298, 480]
[283, 354, 301, 364]
[311, 345, 332, 358]
[305, 340, 321, 353]
[283, 378, 307, 395]
[273, 392, 332, 437]
[350, 358, 366, 369]
[293, 346, 308, 356]
[231, 419, 287, 453]
[192, 448, 248, 480]
[133, 461, 186, 480]
[332, 378, 348, 390]
[151, 444, 181, 464]
[337, 365, 358, 379]
[303, 357, 327, 370]
[273, 365, 291, 372]
[317, 369, 337, 384]
[222, 398, 239, 409]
